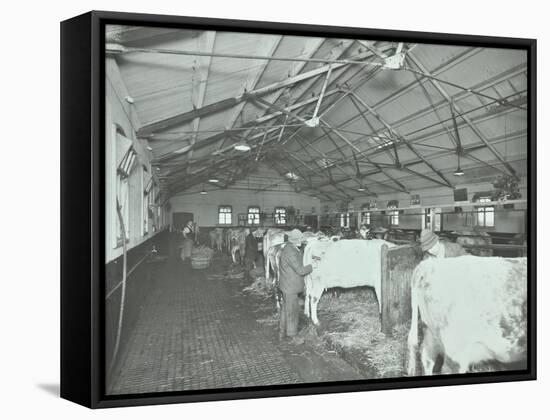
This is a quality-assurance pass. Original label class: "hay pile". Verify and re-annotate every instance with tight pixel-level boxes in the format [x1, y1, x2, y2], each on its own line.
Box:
[318, 289, 408, 378]
[242, 276, 273, 299]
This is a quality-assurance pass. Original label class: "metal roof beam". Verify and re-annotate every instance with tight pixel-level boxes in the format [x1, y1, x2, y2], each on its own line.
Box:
[406, 51, 519, 178]
[137, 50, 375, 136]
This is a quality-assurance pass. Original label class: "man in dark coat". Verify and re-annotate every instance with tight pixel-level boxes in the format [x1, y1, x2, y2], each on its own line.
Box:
[278, 229, 312, 341]
[244, 228, 257, 281]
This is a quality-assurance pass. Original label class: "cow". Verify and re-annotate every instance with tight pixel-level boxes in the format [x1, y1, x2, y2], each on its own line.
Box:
[407, 256, 527, 376]
[263, 228, 285, 282]
[224, 228, 238, 254]
[209, 228, 224, 251]
[454, 230, 493, 257]
[303, 239, 395, 325]
[267, 242, 286, 287]
[230, 228, 249, 265]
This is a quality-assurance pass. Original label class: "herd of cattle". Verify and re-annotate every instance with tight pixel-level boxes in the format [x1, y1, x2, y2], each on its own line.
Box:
[203, 225, 528, 377]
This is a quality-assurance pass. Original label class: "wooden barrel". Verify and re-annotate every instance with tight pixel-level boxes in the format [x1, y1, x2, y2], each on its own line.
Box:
[191, 256, 211, 269]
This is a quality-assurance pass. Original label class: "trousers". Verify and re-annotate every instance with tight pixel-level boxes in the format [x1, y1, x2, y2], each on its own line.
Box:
[279, 292, 299, 338]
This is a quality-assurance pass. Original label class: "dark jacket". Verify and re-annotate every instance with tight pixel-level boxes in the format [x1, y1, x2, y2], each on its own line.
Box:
[245, 233, 257, 261]
[279, 243, 312, 294]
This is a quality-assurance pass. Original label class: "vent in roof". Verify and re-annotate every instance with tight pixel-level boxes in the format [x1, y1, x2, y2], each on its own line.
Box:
[317, 158, 335, 169]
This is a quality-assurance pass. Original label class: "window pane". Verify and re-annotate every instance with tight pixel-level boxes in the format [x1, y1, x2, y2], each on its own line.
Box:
[218, 206, 232, 225]
[486, 208, 495, 227]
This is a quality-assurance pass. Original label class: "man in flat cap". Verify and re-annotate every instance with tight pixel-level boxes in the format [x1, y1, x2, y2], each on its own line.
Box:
[420, 229, 467, 259]
[278, 229, 312, 342]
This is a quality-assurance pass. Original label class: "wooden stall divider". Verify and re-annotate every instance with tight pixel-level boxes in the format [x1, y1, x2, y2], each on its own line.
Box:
[380, 243, 423, 335]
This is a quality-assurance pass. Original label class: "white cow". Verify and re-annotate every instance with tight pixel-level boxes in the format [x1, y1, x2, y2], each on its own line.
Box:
[267, 242, 287, 287]
[407, 256, 527, 375]
[304, 239, 394, 325]
[263, 228, 285, 282]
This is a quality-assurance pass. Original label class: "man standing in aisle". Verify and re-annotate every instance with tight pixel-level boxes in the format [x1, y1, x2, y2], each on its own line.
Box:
[278, 229, 313, 343]
[180, 220, 194, 263]
[244, 228, 257, 281]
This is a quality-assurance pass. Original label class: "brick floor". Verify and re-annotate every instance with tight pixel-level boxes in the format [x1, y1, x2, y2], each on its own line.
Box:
[108, 257, 362, 395]
[109, 259, 293, 394]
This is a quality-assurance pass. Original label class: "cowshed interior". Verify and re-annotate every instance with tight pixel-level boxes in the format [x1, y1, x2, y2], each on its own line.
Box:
[104, 25, 529, 395]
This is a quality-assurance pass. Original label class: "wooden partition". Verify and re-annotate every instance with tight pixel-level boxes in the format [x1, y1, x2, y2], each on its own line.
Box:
[380, 243, 422, 335]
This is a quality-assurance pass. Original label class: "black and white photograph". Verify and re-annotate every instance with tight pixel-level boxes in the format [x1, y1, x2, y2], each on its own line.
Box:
[103, 21, 532, 396]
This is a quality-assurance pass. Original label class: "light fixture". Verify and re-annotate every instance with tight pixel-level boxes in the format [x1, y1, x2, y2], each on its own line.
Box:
[200, 189, 207, 195]
[453, 166, 465, 176]
[451, 103, 465, 177]
[357, 186, 365, 192]
[155, 167, 160, 171]
[234, 141, 251, 152]
[208, 178, 220, 183]
[146, 146, 153, 151]
[453, 153, 465, 176]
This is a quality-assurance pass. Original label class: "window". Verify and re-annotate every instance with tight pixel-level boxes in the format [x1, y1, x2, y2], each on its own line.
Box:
[387, 200, 399, 226]
[340, 212, 350, 228]
[247, 206, 260, 226]
[116, 173, 129, 245]
[218, 206, 232, 225]
[389, 210, 399, 226]
[476, 197, 495, 227]
[143, 173, 153, 236]
[363, 212, 371, 225]
[115, 146, 137, 246]
[361, 204, 370, 225]
[275, 207, 286, 225]
[423, 208, 431, 229]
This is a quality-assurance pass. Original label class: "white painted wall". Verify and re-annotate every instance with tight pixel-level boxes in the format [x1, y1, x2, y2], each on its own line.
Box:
[321, 177, 528, 233]
[170, 188, 321, 227]
[105, 58, 169, 263]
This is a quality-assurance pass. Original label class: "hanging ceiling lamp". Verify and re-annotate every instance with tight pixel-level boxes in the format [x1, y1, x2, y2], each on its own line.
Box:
[234, 141, 251, 152]
[453, 155, 465, 176]
[451, 102, 465, 177]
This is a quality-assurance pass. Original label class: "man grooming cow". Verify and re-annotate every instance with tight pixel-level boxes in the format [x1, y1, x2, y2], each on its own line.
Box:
[420, 229, 467, 259]
[278, 230, 313, 343]
[244, 228, 258, 281]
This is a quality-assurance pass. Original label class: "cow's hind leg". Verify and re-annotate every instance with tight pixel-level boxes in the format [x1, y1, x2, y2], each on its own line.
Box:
[310, 292, 321, 325]
[407, 291, 420, 376]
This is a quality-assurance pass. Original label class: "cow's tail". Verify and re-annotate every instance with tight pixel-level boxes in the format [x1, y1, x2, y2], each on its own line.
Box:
[407, 268, 421, 376]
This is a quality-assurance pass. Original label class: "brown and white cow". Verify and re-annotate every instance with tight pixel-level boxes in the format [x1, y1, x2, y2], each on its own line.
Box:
[209, 228, 224, 251]
[407, 255, 527, 376]
[303, 239, 395, 325]
[228, 228, 249, 265]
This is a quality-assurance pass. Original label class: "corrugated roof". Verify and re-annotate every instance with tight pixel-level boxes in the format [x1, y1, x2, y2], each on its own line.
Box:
[107, 25, 529, 200]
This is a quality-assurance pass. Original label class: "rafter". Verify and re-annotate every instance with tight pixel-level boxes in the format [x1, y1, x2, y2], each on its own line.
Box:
[223, 35, 285, 133]
[185, 31, 216, 173]
[320, 119, 409, 192]
[137, 47, 366, 136]
[349, 92, 453, 188]
[406, 51, 519, 178]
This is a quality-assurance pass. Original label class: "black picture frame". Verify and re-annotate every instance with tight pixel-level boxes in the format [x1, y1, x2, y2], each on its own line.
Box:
[61, 10, 537, 409]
